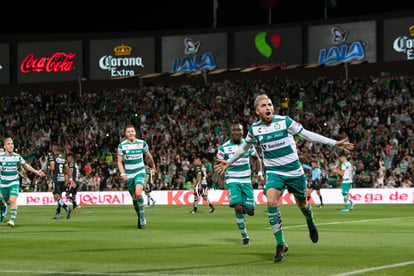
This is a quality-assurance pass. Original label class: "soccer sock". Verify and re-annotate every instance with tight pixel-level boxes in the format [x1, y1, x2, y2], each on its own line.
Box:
[193, 198, 199, 211]
[235, 213, 248, 238]
[0, 196, 4, 214]
[319, 195, 323, 205]
[133, 200, 140, 217]
[301, 202, 315, 226]
[138, 197, 145, 217]
[147, 196, 151, 206]
[10, 208, 17, 222]
[70, 196, 78, 209]
[57, 198, 68, 210]
[268, 206, 286, 245]
[343, 194, 349, 208]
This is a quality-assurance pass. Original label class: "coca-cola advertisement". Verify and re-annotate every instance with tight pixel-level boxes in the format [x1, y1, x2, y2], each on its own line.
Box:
[17, 41, 82, 83]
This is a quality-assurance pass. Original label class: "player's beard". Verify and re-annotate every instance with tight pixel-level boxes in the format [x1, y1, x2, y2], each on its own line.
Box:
[261, 111, 273, 124]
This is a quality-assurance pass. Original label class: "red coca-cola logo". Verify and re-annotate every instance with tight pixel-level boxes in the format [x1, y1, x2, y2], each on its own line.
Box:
[20, 52, 77, 73]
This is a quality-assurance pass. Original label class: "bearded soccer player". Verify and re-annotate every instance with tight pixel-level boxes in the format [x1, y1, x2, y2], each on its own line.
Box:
[118, 125, 156, 229]
[215, 94, 354, 262]
[0, 138, 45, 227]
[216, 123, 264, 245]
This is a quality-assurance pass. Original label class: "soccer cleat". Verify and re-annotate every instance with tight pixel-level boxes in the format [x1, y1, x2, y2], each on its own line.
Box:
[66, 208, 72, 219]
[7, 220, 15, 227]
[273, 244, 289, 262]
[243, 238, 250, 245]
[209, 207, 215, 213]
[138, 216, 146, 229]
[190, 210, 197, 214]
[340, 207, 349, 212]
[319, 205, 324, 208]
[308, 222, 319, 243]
[52, 214, 60, 219]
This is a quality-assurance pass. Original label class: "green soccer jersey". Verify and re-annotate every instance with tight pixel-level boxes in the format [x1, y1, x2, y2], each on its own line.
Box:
[117, 139, 148, 178]
[216, 139, 257, 184]
[341, 161, 353, 184]
[245, 115, 304, 177]
[0, 152, 26, 188]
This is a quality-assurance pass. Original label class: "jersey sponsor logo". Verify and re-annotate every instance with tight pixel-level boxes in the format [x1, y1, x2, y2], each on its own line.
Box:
[124, 154, 141, 160]
[261, 140, 286, 151]
[1, 166, 17, 171]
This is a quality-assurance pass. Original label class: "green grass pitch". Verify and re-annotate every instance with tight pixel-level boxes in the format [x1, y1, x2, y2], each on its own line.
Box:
[0, 204, 413, 275]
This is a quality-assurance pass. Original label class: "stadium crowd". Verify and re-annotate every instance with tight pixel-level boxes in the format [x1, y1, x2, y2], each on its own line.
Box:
[1, 74, 413, 192]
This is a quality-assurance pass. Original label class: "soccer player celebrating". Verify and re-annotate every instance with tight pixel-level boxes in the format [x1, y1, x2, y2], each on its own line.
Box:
[0, 138, 45, 227]
[215, 94, 354, 262]
[118, 125, 156, 229]
[216, 123, 264, 245]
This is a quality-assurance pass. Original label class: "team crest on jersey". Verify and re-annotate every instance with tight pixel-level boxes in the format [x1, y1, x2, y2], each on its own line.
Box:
[273, 122, 281, 130]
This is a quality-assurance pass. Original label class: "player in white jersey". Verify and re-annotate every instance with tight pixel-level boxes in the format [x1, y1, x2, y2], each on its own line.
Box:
[216, 123, 264, 245]
[332, 154, 354, 211]
[118, 125, 156, 229]
[215, 94, 354, 262]
[0, 138, 45, 227]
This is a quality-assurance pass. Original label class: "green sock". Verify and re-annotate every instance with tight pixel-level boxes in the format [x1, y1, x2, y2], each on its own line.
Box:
[301, 203, 315, 226]
[268, 206, 285, 245]
[138, 197, 145, 217]
[133, 200, 140, 217]
[10, 208, 17, 222]
[235, 213, 248, 238]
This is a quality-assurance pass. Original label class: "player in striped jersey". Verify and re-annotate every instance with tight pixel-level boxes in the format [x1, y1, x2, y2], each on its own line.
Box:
[216, 123, 263, 245]
[0, 138, 45, 227]
[215, 94, 354, 262]
[332, 154, 354, 211]
[118, 125, 156, 229]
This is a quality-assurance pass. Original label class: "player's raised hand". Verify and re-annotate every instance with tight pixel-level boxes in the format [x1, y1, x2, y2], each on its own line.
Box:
[335, 138, 354, 154]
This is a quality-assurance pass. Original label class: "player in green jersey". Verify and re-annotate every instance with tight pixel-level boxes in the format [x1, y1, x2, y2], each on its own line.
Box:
[332, 154, 355, 211]
[216, 123, 264, 245]
[118, 125, 156, 229]
[215, 94, 354, 262]
[0, 138, 45, 227]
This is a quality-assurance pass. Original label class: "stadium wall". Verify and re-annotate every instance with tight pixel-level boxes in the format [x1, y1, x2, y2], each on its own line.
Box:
[17, 188, 414, 206]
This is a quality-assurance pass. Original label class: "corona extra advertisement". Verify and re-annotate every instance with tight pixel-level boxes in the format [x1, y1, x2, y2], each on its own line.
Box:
[0, 43, 9, 84]
[161, 33, 227, 73]
[89, 38, 155, 80]
[383, 17, 414, 62]
[308, 21, 377, 65]
[233, 27, 302, 68]
[17, 41, 82, 83]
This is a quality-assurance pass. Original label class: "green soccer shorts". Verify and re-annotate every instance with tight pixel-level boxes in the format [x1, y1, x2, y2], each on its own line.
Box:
[0, 184, 19, 201]
[126, 173, 146, 195]
[266, 173, 307, 201]
[226, 179, 255, 209]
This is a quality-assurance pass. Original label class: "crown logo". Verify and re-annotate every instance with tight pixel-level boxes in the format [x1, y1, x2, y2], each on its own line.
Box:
[114, 44, 132, 56]
[409, 25, 414, 37]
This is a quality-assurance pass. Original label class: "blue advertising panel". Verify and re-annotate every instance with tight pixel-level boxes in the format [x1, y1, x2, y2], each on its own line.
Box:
[308, 21, 377, 64]
[161, 33, 227, 73]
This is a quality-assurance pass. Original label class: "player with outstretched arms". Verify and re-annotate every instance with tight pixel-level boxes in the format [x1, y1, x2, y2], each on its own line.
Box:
[215, 94, 354, 262]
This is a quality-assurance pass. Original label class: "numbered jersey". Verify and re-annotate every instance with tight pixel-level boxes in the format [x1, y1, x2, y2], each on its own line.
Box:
[49, 153, 68, 183]
[341, 161, 353, 184]
[194, 165, 207, 186]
